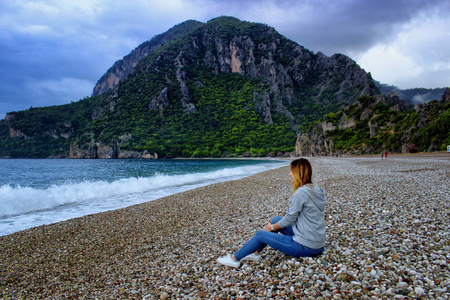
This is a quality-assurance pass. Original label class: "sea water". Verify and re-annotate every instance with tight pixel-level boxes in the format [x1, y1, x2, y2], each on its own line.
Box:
[0, 158, 287, 236]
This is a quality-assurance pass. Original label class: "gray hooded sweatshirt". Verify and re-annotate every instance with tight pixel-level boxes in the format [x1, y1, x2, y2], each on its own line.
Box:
[277, 183, 326, 249]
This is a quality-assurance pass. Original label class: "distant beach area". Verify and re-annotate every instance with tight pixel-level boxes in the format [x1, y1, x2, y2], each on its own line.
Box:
[1, 153, 449, 299]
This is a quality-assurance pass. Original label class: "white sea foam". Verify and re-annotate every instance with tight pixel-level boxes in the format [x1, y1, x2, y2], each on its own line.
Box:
[0, 161, 287, 236]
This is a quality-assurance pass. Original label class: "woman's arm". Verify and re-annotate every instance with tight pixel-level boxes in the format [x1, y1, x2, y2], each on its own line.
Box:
[265, 222, 281, 232]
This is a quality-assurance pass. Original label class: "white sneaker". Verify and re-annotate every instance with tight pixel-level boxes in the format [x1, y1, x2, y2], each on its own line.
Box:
[241, 253, 261, 262]
[217, 254, 240, 268]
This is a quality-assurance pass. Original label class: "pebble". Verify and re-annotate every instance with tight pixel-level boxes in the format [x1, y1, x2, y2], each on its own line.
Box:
[0, 154, 449, 299]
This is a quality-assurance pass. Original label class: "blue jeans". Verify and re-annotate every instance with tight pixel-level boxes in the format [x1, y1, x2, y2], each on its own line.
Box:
[234, 216, 324, 261]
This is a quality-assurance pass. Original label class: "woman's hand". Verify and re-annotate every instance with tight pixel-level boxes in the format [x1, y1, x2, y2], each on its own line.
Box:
[265, 222, 273, 232]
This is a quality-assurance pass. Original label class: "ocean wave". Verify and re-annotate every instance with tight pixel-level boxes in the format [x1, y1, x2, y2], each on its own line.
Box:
[0, 161, 286, 218]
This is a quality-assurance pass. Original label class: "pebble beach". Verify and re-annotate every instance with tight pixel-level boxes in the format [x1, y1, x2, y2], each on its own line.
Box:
[1, 154, 449, 299]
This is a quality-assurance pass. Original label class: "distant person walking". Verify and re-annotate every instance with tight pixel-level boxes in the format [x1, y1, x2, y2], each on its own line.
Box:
[385, 150, 388, 159]
[381, 151, 384, 160]
[216, 158, 327, 268]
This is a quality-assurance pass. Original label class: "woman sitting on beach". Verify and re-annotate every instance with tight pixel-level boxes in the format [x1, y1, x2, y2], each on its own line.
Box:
[217, 158, 327, 268]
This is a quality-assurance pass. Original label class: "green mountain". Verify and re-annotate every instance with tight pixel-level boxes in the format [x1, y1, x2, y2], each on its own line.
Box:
[0, 16, 379, 158]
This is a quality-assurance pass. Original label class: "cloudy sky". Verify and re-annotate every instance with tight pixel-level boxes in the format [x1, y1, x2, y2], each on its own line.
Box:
[1, 0, 449, 119]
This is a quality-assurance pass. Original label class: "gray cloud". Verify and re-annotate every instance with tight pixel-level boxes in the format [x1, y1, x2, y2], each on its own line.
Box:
[249, 0, 448, 55]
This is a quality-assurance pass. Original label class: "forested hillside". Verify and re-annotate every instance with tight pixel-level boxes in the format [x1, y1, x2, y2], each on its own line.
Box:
[0, 16, 402, 159]
[296, 89, 450, 156]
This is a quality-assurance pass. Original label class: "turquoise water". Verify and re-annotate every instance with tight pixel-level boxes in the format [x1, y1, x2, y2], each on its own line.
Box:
[0, 159, 287, 236]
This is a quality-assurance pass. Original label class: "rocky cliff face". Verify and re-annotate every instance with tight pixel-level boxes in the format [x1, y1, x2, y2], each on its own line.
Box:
[122, 17, 378, 130]
[295, 89, 449, 156]
[441, 87, 450, 103]
[92, 20, 203, 96]
[87, 16, 380, 158]
[68, 134, 159, 159]
[4, 114, 27, 138]
[295, 94, 396, 156]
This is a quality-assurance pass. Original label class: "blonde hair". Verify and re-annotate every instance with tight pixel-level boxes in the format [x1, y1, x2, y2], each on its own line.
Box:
[290, 158, 312, 192]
